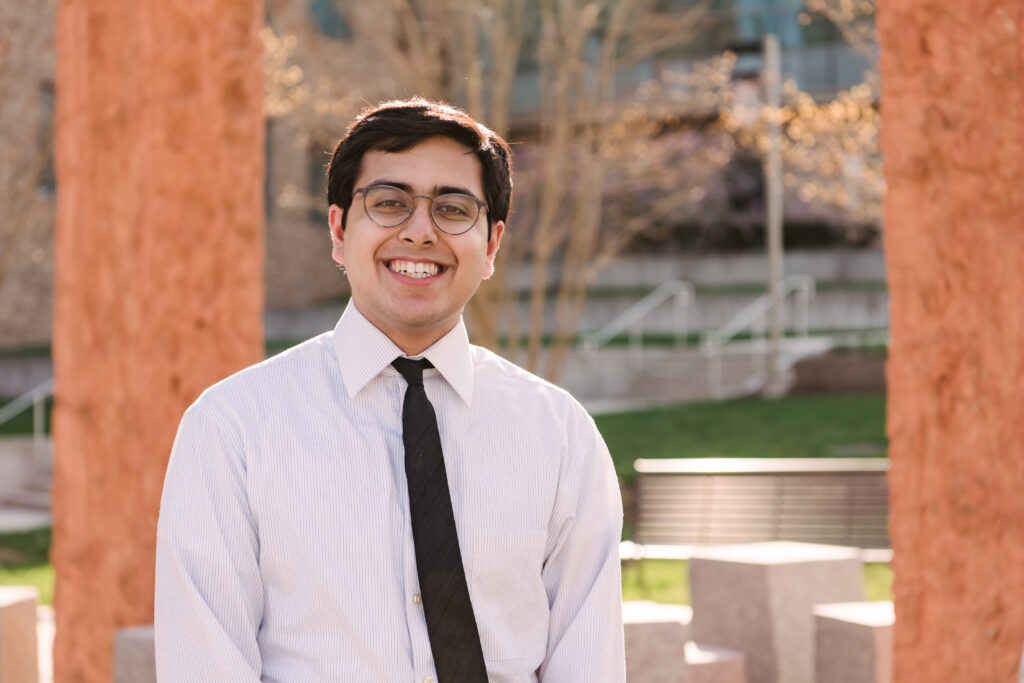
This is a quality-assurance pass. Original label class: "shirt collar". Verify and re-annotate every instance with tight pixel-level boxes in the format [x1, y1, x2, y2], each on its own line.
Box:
[332, 301, 476, 407]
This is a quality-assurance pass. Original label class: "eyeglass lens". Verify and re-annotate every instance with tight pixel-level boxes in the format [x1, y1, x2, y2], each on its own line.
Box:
[363, 185, 480, 234]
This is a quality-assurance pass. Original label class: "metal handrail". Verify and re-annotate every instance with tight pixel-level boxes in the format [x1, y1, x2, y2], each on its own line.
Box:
[0, 378, 54, 462]
[580, 280, 695, 354]
[701, 275, 816, 398]
[702, 274, 816, 348]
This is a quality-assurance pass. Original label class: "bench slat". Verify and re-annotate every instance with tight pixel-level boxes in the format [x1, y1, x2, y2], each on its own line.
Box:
[634, 458, 890, 549]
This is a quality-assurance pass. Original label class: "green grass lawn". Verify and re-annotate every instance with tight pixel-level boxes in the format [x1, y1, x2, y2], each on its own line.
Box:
[0, 528, 53, 605]
[621, 559, 893, 604]
[595, 393, 887, 483]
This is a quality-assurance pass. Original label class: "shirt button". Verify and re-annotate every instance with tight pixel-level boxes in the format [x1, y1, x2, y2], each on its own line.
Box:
[413, 593, 422, 605]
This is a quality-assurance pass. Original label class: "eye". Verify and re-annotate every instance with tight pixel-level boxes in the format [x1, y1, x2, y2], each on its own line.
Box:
[366, 187, 411, 214]
[434, 195, 475, 220]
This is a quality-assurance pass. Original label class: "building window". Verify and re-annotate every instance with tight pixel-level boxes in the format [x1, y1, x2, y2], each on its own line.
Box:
[309, 144, 330, 224]
[310, 0, 350, 39]
[38, 82, 56, 195]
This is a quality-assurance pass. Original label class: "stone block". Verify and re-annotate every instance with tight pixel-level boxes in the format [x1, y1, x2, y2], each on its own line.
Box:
[113, 626, 156, 683]
[0, 586, 38, 683]
[685, 642, 747, 683]
[624, 601, 693, 682]
[689, 541, 864, 683]
[814, 601, 893, 683]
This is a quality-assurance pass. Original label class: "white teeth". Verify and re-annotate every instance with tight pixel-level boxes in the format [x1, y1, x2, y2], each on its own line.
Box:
[388, 260, 440, 278]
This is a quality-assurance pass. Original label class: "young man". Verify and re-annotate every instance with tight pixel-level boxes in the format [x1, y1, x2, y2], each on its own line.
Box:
[155, 99, 625, 682]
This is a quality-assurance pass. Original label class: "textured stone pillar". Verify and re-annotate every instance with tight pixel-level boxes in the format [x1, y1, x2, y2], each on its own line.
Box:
[53, 2, 264, 681]
[878, 2, 1024, 681]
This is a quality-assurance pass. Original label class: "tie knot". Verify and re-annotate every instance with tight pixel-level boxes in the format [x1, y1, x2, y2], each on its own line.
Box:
[392, 357, 434, 386]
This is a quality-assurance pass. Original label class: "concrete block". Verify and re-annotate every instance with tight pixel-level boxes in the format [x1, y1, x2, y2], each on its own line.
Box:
[0, 586, 39, 683]
[685, 641, 747, 683]
[689, 542, 864, 683]
[114, 626, 156, 683]
[814, 601, 893, 683]
[37, 606, 53, 683]
[624, 601, 693, 682]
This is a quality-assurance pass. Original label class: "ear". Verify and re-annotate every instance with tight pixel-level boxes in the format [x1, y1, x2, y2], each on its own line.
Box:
[483, 220, 505, 279]
[328, 204, 345, 266]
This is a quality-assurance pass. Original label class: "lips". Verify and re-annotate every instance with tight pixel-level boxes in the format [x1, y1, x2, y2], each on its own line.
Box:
[387, 259, 444, 279]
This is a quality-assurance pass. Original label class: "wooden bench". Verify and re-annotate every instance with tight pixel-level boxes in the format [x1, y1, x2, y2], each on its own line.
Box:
[632, 458, 890, 551]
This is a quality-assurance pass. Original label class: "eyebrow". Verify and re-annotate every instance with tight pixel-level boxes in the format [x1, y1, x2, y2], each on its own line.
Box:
[365, 180, 482, 201]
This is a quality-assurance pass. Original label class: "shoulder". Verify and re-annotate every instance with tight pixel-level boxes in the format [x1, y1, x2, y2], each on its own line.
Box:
[469, 344, 593, 426]
[189, 332, 335, 425]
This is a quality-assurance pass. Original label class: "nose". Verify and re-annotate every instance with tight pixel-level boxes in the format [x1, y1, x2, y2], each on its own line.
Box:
[397, 197, 438, 245]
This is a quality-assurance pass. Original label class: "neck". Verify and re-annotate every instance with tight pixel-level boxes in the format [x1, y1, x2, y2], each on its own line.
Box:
[351, 301, 460, 357]
[392, 321, 460, 356]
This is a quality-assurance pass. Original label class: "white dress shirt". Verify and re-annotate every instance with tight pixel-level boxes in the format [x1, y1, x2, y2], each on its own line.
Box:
[155, 302, 625, 682]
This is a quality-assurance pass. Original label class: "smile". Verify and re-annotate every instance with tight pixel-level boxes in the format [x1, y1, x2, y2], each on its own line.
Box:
[387, 259, 444, 279]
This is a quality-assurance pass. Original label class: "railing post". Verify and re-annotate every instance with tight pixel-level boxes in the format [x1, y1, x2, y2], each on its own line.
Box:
[706, 337, 723, 400]
[629, 321, 644, 364]
[673, 286, 690, 347]
[33, 386, 46, 462]
[797, 279, 811, 337]
[585, 345, 604, 401]
[756, 312, 768, 382]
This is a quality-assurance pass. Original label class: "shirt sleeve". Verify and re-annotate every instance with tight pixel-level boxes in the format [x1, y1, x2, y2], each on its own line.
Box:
[155, 402, 264, 682]
[538, 405, 625, 682]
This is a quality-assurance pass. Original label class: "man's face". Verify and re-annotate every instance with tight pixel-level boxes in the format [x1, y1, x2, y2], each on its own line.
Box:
[328, 136, 504, 353]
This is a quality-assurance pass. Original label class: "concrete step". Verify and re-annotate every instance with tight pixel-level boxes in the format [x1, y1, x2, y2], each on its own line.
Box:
[619, 352, 775, 403]
[3, 490, 50, 512]
[0, 507, 51, 532]
[0, 441, 54, 513]
[22, 470, 52, 494]
[567, 336, 834, 406]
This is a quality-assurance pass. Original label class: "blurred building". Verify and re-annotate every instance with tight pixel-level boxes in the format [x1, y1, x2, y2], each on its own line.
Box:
[507, 0, 874, 121]
[0, 0, 878, 349]
[0, 0, 56, 349]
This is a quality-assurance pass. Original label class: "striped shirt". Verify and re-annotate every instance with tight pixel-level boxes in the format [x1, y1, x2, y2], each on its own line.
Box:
[155, 302, 625, 682]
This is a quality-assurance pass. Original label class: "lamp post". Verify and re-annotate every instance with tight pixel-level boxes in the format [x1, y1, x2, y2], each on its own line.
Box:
[762, 34, 785, 397]
[729, 34, 785, 397]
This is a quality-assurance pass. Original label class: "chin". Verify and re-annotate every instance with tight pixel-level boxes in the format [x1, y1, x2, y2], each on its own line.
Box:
[390, 307, 449, 329]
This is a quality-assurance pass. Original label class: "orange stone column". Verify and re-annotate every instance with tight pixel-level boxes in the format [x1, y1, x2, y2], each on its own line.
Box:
[879, 2, 1024, 681]
[53, 1, 264, 681]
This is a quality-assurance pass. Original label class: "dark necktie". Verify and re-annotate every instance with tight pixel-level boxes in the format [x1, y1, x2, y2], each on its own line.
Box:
[392, 357, 489, 682]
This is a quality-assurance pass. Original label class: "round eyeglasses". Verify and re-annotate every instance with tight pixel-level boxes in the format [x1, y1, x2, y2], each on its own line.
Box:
[354, 184, 488, 235]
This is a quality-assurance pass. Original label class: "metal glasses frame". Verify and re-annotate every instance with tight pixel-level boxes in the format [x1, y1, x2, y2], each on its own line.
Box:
[353, 184, 488, 235]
